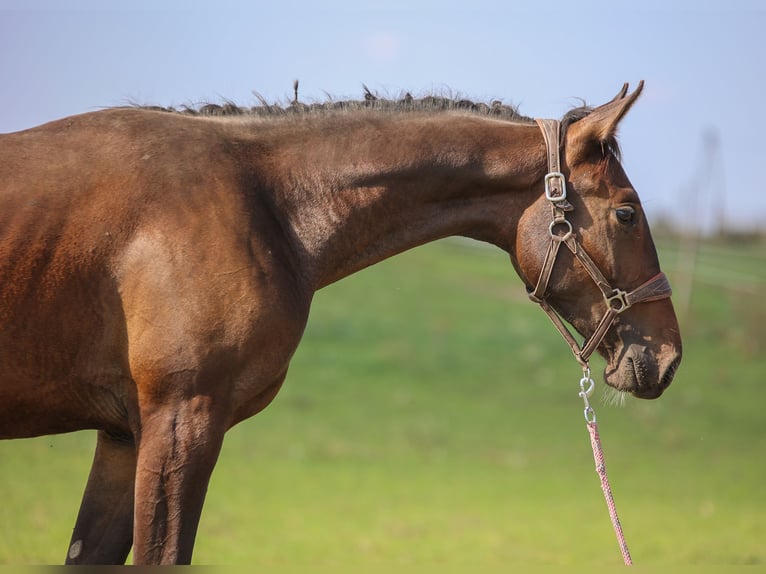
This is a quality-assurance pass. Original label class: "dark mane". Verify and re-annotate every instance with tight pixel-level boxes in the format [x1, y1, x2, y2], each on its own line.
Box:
[135, 85, 617, 156]
[135, 84, 534, 123]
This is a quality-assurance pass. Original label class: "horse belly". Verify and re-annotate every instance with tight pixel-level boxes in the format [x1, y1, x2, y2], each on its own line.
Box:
[0, 372, 132, 439]
[0, 275, 134, 438]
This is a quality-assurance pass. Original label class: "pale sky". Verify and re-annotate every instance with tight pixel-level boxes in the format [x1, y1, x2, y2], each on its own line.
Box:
[2, 0, 764, 231]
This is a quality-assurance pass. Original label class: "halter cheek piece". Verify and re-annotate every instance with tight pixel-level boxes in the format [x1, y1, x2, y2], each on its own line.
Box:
[529, 119, 673, 368]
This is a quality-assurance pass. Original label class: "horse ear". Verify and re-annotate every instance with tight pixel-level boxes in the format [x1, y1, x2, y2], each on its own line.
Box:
[607, 83, 629, 104]
[565, 81, 644, 163]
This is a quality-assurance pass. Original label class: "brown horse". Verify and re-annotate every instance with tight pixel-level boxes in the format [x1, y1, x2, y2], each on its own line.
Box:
[0, 82, 681, 564]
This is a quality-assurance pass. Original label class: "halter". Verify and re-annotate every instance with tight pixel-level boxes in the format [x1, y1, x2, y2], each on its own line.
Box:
[529, 119, 673, 369]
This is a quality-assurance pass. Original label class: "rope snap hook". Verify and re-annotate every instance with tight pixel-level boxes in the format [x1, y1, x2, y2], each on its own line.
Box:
[578, 366, 597, 423]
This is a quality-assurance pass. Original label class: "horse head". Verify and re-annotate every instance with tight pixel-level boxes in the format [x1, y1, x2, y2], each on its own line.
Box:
[515, 83, 682, 399]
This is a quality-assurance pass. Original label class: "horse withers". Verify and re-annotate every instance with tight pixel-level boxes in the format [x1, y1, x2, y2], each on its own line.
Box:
[0, 82, 681, 564]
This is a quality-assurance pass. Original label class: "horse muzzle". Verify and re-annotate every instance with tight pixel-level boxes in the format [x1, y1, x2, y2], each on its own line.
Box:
[605, 343, 682, 399]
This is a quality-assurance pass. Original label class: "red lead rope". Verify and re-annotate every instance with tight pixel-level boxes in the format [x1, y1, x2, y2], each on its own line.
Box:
[587, 421, 633, 565]
[579, 370, 633, 565]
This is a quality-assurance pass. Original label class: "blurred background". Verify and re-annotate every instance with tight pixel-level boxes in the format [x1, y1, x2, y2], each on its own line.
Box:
[1, 0, 764, 566]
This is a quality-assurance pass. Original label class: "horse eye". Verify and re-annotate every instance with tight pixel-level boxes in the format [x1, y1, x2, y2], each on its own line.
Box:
[615, 206, 636, 225]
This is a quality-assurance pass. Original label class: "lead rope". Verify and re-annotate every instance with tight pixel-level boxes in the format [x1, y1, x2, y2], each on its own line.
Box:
[578, 366, 633, 565]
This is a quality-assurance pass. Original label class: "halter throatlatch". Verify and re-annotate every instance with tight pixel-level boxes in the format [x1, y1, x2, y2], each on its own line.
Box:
[529, 118, 673, 368]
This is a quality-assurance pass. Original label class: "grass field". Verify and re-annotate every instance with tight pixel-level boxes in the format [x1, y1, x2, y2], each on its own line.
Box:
[0, 236, 764, 566]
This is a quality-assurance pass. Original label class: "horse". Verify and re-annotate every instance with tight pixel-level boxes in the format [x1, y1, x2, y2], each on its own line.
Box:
[0, 82, 681, 564]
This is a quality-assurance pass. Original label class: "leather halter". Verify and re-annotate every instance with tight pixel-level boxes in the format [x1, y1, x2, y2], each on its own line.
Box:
[529, 118, 673, 368]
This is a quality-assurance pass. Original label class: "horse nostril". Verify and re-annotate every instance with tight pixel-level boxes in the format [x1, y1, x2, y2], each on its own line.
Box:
[660, 356, 681, 390]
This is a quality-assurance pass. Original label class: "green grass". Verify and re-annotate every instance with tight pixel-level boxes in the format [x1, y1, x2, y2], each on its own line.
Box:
[1, 237, 764, 566]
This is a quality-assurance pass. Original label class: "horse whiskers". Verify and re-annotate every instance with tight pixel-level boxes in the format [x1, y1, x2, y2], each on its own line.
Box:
[601, 385, 629, 408]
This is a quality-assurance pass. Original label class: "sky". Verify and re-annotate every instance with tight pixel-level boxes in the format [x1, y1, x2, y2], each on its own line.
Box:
[1, 0, 764, 232]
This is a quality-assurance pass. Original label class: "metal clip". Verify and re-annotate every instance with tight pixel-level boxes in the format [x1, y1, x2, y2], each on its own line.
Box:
[578, 367, 597, 423]
[544, 172, 568, 202]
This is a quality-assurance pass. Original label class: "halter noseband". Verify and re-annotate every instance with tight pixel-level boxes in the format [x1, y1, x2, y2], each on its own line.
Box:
[529, 118, 673, 368]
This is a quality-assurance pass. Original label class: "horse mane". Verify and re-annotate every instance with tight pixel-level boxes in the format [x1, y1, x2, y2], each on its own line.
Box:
[134, 83, 618, 156]
[135, 83, 533, 123]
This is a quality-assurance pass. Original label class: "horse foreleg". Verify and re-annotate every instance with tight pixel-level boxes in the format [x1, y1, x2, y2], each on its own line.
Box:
[65, 430, 136, 564]
[131, 397, 225, 565]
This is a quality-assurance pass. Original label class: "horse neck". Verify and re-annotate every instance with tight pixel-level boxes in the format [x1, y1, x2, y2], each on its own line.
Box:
[254, 112, 546, 290]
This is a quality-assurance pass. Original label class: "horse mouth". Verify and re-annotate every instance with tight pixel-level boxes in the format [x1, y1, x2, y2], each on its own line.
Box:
[606, 345, 680, 400]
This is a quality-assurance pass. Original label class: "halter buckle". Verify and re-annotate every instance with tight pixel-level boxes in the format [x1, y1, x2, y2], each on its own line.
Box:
[544, 172, 568, 202]
[605, 289, 630, 313]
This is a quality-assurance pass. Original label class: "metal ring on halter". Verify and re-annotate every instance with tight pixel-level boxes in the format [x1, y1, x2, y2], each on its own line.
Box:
[605, 288, 630, 313]
[548, 219, 573, 241]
